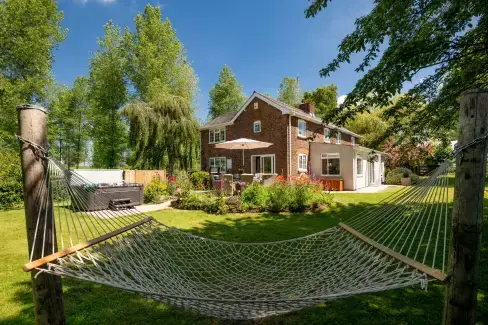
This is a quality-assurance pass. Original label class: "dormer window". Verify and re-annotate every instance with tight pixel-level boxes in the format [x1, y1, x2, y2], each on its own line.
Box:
[324, 128, 330, 143]
[253, 121, 261, 133]
[336, 131, 341, 144]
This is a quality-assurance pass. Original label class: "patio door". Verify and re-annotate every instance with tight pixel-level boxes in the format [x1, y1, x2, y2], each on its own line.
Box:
[251, 154, 275, 174]
[368, 161, 376, 186]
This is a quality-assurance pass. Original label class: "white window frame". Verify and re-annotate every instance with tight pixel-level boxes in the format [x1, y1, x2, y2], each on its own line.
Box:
[209, 157, 227, 173]
[298, 154, 308, 172]
[324, 128, 330, 143]
[297, 119, 307, 138]
[253, 120, 261, 133]
[251, 154, 276, 175]
[209, 128, 226, 144]
[336, 131, 341, 144]
[351, 136, 355, 145]
[356, 156, 363, 176]
[321, 153, 341, 176]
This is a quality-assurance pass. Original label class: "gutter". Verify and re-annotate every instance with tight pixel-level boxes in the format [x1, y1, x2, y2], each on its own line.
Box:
[288, 114, 292, 177]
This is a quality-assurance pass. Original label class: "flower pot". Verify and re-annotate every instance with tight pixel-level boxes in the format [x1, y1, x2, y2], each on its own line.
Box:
[401, 177, 411, 186]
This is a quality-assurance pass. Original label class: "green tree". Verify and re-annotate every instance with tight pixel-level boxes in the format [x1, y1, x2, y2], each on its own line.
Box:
[0, 0, 66, 147]
[124, 4, 198, 102]
[89, 21, 128, 168]
[208, 65, 246, 119]
[345, 111, 390, 149]
[123, 94, 199, 174]
[122, 4, 199, 173]
[303, 85, 338, 118]
[278, 76, 302, 106]
[48, 77, 91, 168]
[305, 0, 488, 137]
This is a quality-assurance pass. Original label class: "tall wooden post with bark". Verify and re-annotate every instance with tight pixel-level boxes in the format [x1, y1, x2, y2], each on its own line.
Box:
[443, 89, 488, 325]
[18, 104, 66, 325]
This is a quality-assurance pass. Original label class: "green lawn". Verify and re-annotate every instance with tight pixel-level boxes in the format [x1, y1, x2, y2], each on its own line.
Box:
[0, 187, 486, 325]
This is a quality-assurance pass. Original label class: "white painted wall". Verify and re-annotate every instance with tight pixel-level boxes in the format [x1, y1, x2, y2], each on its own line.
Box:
[309, 142, 355, 190]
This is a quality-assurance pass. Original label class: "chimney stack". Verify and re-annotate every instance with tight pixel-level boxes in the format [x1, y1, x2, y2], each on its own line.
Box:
[299, 102, 315, 115]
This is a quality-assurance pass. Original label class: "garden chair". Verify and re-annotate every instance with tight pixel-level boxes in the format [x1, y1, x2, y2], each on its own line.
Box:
[240, 174, 254, 185]
[223, 174, 234, 196]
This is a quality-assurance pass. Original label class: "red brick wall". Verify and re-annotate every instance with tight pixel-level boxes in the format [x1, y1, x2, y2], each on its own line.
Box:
[201, 98, 289, 176]
[200, 100, 357, 177]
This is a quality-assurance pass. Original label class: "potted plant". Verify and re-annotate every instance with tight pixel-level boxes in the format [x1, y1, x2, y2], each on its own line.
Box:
[401, 171, 411, 186]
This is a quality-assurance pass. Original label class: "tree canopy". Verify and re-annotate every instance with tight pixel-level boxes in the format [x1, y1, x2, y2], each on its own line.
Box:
[303, 85, 338, 118]
[48, 77, 91, 168]
[89, 21, 128, 168]
[122, 4, 199, 173]
[278, 76, 302, 106]
[0, 0, 66, 147]
[208, 65, 246, 119]
[305, 0, 488, 138]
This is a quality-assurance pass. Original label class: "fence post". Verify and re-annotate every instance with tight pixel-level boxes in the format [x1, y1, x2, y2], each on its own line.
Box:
[18, 104, 66, 325]
[443, 89, 488, 325]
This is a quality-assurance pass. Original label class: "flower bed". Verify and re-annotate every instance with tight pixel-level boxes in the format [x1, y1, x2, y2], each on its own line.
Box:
[171, 174, 333, 214]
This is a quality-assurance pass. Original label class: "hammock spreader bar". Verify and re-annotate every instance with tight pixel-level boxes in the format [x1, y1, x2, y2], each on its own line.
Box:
[23, 216, 154, 272]
[339, 222, 447, 282]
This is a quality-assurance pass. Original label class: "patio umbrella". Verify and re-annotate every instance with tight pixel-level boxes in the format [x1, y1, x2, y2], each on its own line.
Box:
[215, 138, 272, 166]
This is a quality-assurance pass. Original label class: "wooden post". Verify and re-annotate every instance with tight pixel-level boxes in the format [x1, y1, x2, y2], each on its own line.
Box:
[18, 104, 66, 325]
[443, 89, 488, 325]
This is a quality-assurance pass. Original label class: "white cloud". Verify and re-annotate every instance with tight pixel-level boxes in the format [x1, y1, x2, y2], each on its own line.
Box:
[337, 95, 347, 105]
[98, 0, 116, 3]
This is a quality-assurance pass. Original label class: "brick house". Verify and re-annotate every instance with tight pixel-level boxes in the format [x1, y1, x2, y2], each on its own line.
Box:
[200, 91, 385, 190]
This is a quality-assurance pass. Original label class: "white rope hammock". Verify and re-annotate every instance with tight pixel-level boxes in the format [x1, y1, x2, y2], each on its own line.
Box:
[23, 158, 452, 319]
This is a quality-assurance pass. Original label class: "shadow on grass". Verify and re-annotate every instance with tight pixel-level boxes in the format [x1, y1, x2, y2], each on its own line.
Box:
[2, 195, 486, 325]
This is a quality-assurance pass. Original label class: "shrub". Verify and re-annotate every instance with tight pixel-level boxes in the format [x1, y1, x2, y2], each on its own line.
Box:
[386, 167, 420, 185]
[241, 182, 268, 210]
[267, 182, 292, 212]
[143, 178, 167, 203]
[0, 147, 23, 210]
[167, 171, 193, 196]
[205, 195, 228, 214]
[190, 171, 210, 190]
[309, 191, 333, 209]
[289, 182, 313, 212]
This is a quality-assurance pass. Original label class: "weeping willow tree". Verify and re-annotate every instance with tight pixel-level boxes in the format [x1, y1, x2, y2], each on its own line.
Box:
[123, 93, 199, 175]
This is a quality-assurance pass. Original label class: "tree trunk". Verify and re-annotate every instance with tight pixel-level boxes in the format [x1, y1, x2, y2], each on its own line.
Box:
[18, 104, 66, 325]
[443, 89, 488, 325]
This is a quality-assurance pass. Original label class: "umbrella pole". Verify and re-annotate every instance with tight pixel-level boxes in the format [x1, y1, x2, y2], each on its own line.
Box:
[242, 148, 245, 167]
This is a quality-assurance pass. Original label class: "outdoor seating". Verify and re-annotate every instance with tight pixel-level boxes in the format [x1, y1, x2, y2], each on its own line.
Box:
[262, 174, 277, 187]
[240, 174, 254, 185]
[223, 174, 234, 195]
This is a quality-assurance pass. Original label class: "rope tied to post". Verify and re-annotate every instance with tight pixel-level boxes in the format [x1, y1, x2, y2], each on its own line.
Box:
[15, 135, 49, 160]
[452, 132, 488, 158]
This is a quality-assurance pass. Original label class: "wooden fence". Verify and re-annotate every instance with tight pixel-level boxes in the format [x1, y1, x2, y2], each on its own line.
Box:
[123, 170, 166, 186]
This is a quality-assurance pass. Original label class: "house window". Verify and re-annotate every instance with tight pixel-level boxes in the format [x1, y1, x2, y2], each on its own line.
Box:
[351, 136, 355, 145]
[336, 131, 341, 144]
[324, 128, 330, 143]
[298, 119, 306, 138]
[209, 128, 226, 144]
[321, 153, 341, 175]
[209, 157, 227, 173]
[298, 154, 307, 172]
[253, 120, 261, 133]
[357, 157, 363, 176]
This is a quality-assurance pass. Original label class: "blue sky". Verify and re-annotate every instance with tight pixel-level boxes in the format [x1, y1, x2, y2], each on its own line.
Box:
[54, 0, 383, 121]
